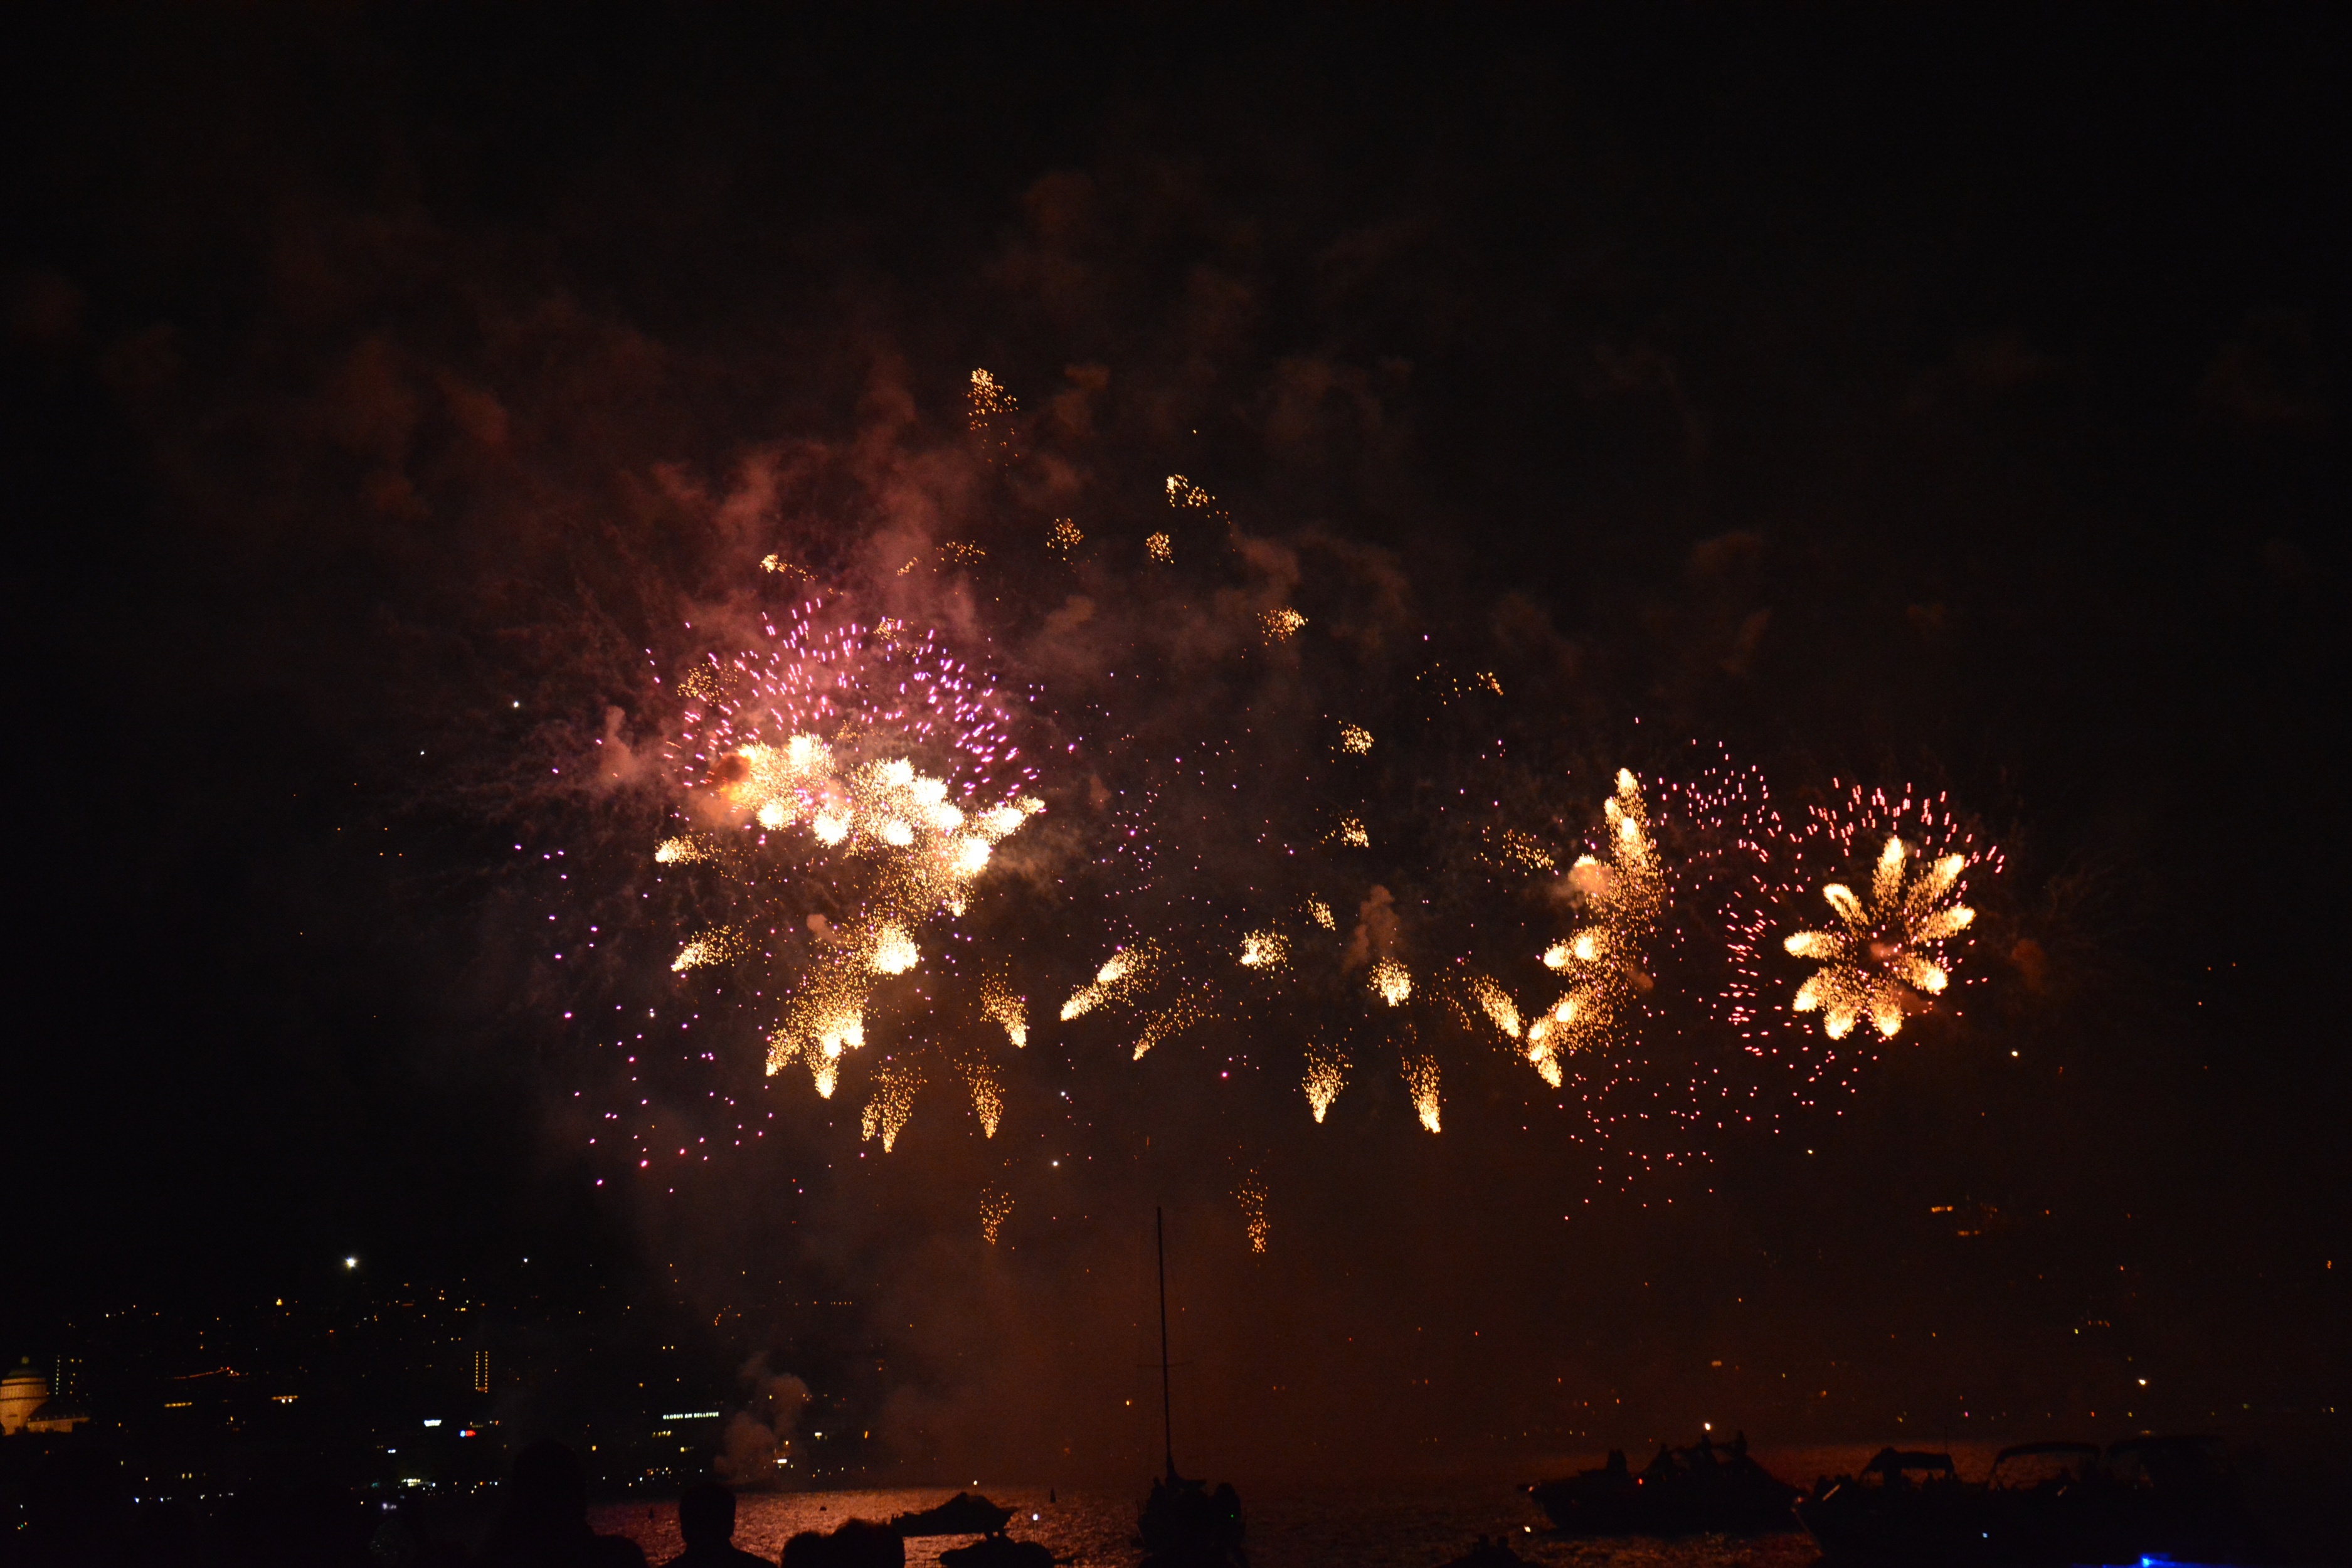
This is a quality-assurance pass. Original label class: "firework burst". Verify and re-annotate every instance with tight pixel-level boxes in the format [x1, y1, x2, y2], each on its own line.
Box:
[1786, 835, 1977, 1039]
[551, 366, 2014, 1241]
[1720, 780, 2000, 1073]
[1526, 769, 1663, 1079]
[625, 605, 1042, 1127]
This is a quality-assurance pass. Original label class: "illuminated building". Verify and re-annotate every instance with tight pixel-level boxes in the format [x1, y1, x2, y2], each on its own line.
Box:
[1, 1356, 91, 1435]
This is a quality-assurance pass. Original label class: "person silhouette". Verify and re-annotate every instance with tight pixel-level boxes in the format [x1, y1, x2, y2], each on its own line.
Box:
[664, 1482, 766, 1567]
[477, 1440, 649, 1567]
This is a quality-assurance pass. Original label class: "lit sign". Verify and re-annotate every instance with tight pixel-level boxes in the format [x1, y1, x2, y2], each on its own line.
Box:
[660, 1411, 721, 1420]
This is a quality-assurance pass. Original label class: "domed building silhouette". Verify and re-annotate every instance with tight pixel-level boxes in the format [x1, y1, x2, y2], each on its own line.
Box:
[0, 1357, 90, 1436]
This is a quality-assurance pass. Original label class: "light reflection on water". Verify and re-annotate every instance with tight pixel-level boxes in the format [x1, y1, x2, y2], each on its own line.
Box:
[592, 1484, 1825, 1568]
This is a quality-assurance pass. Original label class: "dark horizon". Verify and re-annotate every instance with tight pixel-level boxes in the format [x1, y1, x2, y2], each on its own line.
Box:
[2, 3, 2345, 1505]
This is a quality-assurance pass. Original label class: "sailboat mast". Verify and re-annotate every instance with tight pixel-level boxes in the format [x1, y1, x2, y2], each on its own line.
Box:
[1157, 1205, 1175, 1477]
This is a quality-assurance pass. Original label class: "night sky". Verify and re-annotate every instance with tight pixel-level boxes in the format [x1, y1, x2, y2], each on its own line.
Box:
[3, 6, 2346, 1486]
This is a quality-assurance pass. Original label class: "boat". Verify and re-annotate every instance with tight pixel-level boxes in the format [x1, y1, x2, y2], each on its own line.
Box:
[1796, 1434, 2279, 1565]
[1523, 1449, 1642, 1534]
[938, 1534, 1059, 1568]
[1797, 1448, 1987, 1564]
[1133, 1207, 1248, 1568]
[2099, 1434, 2277, 1565]
[887, 1491, 1014, 1537]
[1525, 1431, 1798, 1535]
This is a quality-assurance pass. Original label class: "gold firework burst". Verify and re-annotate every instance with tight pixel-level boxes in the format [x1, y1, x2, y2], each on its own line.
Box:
[1785, 835, 1976, 1039]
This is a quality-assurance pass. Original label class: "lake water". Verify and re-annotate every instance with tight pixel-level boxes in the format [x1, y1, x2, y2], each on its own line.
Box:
[592, 1482, 1828, 1568]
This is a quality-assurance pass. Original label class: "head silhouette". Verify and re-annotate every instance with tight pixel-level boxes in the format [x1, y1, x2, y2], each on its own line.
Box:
[484, 1438, 593, 1558]
[679, 1482, 736, 1548]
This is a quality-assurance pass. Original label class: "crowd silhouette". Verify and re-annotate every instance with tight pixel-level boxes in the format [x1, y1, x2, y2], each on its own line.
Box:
[0, 1442, 911, 1567]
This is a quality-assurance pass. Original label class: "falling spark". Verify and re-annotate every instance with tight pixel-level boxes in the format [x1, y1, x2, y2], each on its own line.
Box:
[1468, 975, 1522, 1039]
[1370, 958, 1412, 1006]
[1306, 898, 1336, 931]
[1162, 474, 1232, 530]
[1133, 993, 1212, 1061]
[968, 369, 1019, 466]
[980, 1185, 1014, 1245]
[1145, 531, 1174, 564]
[1261, 607, 1308, 642]
[1488, 827, 1554, 871]
[860, 1063, 922, 1152]
[1338, 723, 1374, 755]
[1523, 1017, 1565, 1088]
[1338, 817, 1370, 849]
[1047, 518, 1083, 557]
[1061, 944, 1155, 1022]
[1238, 930, 1289, 970]
[982, 973, 1027, 1047]
[1235, 1170, 1270, 1254]
[968, 369, 1014, 421]
[1303, 1044, 1348, 1123]
[1786, 835, 1975, 1039]
[960, 1055, 1004, 1137]
[1403, 1055, 1443, 1133]
[672, 927, 742, 973]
